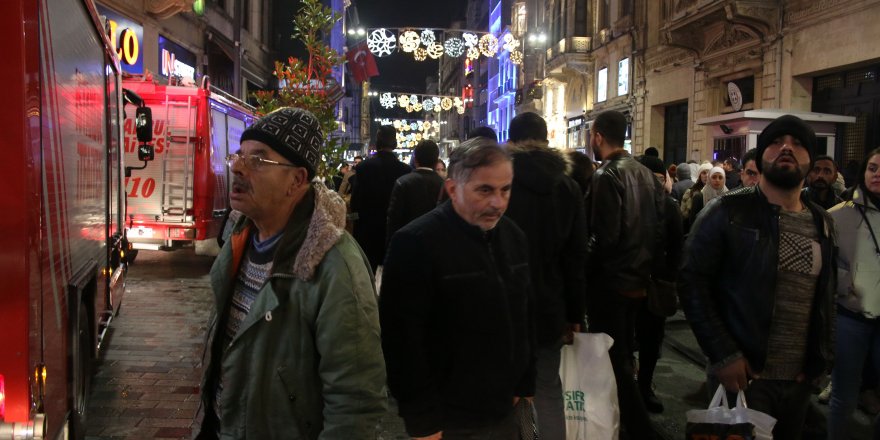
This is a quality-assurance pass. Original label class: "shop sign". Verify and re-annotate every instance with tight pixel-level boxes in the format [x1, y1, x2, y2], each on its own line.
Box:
[96, 5, 143, 73]
[158, 35, 197, 82]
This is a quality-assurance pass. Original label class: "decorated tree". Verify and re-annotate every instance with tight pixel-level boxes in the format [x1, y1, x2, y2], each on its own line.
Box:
[253, 0, 345, 180]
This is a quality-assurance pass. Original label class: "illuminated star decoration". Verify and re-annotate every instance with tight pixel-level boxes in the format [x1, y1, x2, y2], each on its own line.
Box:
[367, 28, 397, 57]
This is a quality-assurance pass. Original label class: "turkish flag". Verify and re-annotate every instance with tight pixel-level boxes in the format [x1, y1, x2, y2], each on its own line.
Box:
[347, 42, 379, 83]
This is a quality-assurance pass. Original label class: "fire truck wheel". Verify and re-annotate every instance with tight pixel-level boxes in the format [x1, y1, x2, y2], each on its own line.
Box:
[70, 304, 93, 440]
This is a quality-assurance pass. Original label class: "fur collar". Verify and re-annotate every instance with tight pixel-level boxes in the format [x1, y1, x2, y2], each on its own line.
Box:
[505, 139, 573, 175]
[289, 183, 347, 281]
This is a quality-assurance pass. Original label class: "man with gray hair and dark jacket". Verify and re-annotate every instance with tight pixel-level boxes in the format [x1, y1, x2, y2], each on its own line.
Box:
[380, 138, 535, 440]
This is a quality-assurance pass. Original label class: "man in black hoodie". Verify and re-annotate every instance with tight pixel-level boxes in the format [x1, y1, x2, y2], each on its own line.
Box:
[504, 112, 588, 440]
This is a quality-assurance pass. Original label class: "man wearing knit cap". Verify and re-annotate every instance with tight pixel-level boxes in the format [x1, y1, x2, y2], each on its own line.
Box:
[680, 114, 835, 439]
[195, 107, 387, 439]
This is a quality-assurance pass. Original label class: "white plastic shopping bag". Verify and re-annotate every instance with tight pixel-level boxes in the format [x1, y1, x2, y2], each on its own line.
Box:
[685, 384, 777, 440]
[559, 332, 619, 440]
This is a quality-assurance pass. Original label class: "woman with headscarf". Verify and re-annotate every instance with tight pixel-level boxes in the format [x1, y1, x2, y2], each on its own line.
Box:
[688, 167, 729, 231]
[827, 147, 880, 439]
[680, 162, 712, 232]
[701, 166, 729, 205]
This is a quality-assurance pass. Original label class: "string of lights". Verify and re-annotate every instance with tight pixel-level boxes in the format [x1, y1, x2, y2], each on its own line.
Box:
[364, 27, 523, 64]
[367, 90, 467, 115]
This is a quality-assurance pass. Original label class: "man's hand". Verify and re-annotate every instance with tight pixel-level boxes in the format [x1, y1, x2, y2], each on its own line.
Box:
[413, 432, 442, 440]
[562, 323, 581, 345]
[716, 357, 758, 392]
[513, 396, 535, 406]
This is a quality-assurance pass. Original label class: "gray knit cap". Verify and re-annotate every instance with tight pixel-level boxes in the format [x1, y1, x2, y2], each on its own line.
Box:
[240, 107, 323, 177]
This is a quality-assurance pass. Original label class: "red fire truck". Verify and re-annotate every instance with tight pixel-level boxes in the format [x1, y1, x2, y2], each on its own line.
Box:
[121, 77, 257, 255]
[0, 0, 132, 438]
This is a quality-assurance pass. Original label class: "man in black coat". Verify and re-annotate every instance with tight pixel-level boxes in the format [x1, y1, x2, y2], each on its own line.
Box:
[380, 138, 535, 439]
[350, 126, 411, 272]
[504, 112, 587, 440]
[587, 110, 663, 439]
[386, 140, 445, 243]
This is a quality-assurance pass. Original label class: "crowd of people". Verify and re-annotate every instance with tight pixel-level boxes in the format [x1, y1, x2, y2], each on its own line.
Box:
[194, 104, 880, 440]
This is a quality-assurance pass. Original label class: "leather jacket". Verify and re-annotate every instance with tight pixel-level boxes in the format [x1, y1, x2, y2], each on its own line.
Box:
[587, 150, 665, 293]
[679, 185, 836, 378]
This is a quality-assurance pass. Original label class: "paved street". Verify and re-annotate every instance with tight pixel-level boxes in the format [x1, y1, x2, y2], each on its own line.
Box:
[85, 249, 872, 439]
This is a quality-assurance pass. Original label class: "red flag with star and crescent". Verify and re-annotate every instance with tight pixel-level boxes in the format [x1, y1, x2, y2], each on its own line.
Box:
[347, 41, 379, 83]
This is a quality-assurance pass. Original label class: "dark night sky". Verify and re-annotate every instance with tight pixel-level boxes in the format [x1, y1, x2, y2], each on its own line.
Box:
[354, 0, 468, 91]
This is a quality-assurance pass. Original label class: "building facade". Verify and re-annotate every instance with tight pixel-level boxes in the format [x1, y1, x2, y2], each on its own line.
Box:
[95, 0, 276, 101]
[509, 0, 880, 165]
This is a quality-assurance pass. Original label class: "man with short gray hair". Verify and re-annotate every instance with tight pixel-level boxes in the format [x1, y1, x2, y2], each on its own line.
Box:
[380, 138, 536, 440]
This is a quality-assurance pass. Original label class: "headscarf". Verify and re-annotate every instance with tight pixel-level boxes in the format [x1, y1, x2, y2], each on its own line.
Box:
[701, 166, 728, 203]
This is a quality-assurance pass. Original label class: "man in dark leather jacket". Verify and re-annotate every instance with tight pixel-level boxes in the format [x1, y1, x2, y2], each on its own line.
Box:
[586, 110, 663, 439]
[679, 115, 835, 440]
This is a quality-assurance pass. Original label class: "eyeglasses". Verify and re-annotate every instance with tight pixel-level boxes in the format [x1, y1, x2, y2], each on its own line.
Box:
[226, 153, 297, 170]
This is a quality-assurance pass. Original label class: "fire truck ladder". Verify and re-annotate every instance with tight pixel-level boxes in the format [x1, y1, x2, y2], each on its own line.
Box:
[160, 96, 195, 223]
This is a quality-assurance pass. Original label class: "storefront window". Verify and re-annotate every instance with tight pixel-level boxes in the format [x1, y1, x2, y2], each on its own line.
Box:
[597, 67, 608, 102]
[618, 58, 629, 96]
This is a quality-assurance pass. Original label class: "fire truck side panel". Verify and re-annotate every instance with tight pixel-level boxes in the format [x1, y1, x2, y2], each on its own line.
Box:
[0, 0, 125, 436]
[0, 0, 42, 427]
[39, 0, 116, 435]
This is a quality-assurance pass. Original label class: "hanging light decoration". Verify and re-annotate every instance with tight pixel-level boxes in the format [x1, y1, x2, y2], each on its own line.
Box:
[426, 43, 444, 59]
[420, 29, 436, 46]
[444, 37, 465, 57]
[478, 34, 499, 57]
[380, 93, 396, 109]
[463, 32, 479, 48]
[371, 92, 465, 115]
[365, 27, 522, 63]
[510, 50, 524, 65]
[399, 30, 421, 53]
[367, 28, 397, 57]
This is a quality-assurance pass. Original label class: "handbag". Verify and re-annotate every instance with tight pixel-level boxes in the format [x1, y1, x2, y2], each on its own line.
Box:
[559, 333, 619, 440]
[647, 278, 678, 317]
[514, 398, 538, 440]
[685, 384, 777, 440]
